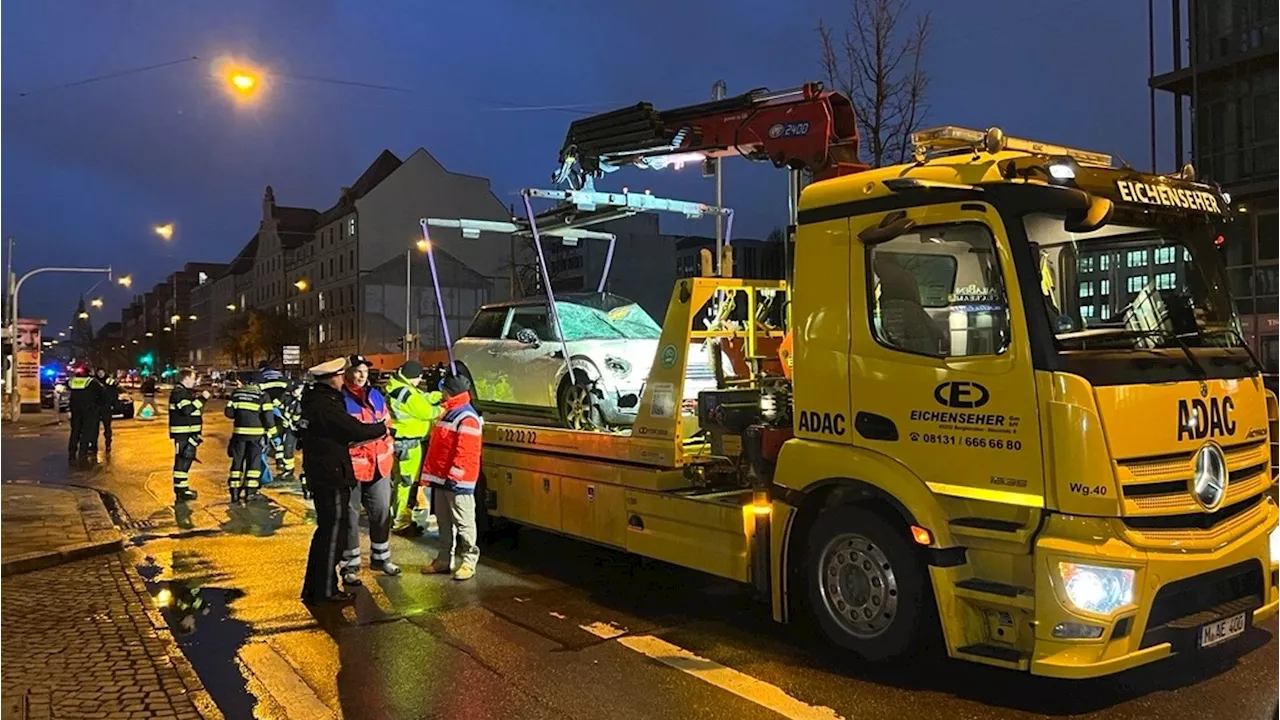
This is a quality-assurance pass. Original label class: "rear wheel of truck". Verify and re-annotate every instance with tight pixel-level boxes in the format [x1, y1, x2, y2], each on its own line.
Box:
[804, 505, 929, 662]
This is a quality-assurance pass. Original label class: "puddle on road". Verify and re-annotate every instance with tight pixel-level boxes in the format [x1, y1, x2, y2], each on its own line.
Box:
[136, 556, 261, 718]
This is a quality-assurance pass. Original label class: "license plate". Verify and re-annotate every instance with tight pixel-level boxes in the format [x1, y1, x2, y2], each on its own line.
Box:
[1199, 612, 1247, 648]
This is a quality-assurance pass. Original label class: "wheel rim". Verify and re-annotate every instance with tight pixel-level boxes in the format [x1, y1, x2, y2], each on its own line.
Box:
[817, 532, 899, 639]
[563, 385, 595, 430]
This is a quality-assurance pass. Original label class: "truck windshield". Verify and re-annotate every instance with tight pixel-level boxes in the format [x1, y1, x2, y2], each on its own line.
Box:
[1022, 212, 1247, 359]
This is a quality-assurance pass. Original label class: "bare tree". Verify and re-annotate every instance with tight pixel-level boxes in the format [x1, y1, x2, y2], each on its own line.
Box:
[819, 0, 931, 167]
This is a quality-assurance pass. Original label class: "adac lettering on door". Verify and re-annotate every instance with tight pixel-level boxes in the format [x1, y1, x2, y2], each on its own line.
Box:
[1177, 396, 1236, 442]
[798, 410, 846, 436]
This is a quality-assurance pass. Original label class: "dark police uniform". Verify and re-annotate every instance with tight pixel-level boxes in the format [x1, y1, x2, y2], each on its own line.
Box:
[299, 364, 388, 605]
[98, 373, 120, 451]
[224, 381, 277, 502]
[168, 383, 205, 501]
[67, 374, 103, 458]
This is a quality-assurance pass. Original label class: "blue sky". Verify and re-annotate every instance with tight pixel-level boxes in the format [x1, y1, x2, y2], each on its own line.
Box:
[2, 0, 1173, 324]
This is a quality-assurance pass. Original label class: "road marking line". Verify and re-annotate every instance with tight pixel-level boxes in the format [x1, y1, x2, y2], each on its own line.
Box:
[579, 621, 626, 639]
[549, 611, 567, 619]
[615, 634, 845, 720]
[238, 641, 336, 720]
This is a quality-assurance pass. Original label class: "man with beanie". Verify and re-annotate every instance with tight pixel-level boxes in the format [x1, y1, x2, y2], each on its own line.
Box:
[421, 373, 483, 581]
[341, 355, 399, 581]
[386, 360, 443, 535]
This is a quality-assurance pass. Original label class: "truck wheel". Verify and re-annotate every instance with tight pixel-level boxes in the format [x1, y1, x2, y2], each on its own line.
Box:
[804, 505, 928, 662]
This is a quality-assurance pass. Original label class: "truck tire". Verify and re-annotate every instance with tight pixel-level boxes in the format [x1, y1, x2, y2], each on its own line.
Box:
[804, 505, 929, 662]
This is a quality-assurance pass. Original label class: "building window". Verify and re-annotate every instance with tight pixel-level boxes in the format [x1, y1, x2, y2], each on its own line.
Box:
[1078, 257, 1095, 273]
[1100, 304, 1111, 320]
[198, 271, 208, 285]
[1100, 254, 1110, 271]
[329, 258, 335, 277]
[1081, 305, 1096, 319]
[1155, 272, 1177, 290]
[339, 254, 344, 274]
[1079, 282, 1094, 298]
[349, 218, 356, 237]
[318, 323, 326, 343]
[319, 291, 326, 312]
[1127, 275, 1149, 293]
[1100, 279, 1110, 296]
[1126, 249, 1148, 267]
[1154, 246, 1177, 264]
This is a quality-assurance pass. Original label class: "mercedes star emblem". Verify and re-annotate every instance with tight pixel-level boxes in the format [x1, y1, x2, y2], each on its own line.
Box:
[1190, 442, 1227, 511]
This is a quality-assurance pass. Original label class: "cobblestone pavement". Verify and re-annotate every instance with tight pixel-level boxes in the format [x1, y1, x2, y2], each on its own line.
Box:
[1, 552, 219, 720]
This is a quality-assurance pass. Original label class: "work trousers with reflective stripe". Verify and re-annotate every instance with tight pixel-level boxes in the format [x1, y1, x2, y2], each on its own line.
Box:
[391, 439, 427, 529]
[344, 474, 392, 569]
[228, 436, 263, 490]
[278, 431, 297, 474]
[302, 485, 353, 602]
[172, 435, 197, 491]
[435, 488, 479, 570]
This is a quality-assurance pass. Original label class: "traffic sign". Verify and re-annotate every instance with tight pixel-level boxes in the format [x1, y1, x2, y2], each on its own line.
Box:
[282, 345, 301, 366]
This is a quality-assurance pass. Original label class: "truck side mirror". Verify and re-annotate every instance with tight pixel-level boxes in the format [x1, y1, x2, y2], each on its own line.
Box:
[859, 211, 917, 245]
[1064, 195, 1114, 234]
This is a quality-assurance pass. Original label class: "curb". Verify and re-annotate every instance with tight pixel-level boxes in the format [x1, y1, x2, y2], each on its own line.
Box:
[122, 548, 226, 720]
[0, 537, 125, 577]
[1, 486, 125, 577]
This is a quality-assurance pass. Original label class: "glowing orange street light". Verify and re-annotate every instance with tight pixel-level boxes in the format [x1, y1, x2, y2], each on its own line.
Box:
[91, 297, 104, 308]
[154, 223, 174, 240]
[230, 71, 257, 92]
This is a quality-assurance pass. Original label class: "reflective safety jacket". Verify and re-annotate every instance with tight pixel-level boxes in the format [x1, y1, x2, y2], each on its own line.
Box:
[385, 372, 442, 440]
[224, 384, 277, 438]
[342, 382, 393, 482]
[68, 376, 103, 416]
[277, 388, 303, 434]
[423, 391, 482, 494]
[258, 368, 288, 406]
[168, 385, 205, 437]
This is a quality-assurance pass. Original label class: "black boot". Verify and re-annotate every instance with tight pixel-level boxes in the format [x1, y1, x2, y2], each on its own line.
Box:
[175, 488, 198, 502]
[230, 487, 241, 504]
[244, 488, 261, 503]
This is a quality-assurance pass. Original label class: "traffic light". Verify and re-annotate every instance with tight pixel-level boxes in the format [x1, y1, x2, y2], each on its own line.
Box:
[139, 352, 154, 368]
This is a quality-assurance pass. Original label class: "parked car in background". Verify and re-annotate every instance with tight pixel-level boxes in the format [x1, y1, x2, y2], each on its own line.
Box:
[452, 293, 724, 430]
[41, 375, 69, 412]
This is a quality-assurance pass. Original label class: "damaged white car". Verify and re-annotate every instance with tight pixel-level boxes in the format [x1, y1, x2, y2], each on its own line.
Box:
[452, 293, 718, 429]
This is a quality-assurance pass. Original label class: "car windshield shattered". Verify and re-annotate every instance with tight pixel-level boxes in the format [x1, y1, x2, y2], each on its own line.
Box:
[1023, 213, 1243, 353]
[555, 295, 662, 341]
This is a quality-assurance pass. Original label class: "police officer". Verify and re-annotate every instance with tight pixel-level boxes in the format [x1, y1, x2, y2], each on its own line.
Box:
[67, 367, 103, 460]
[96, 368, 120, 452]
[299, 357, 388, 605]
[224, 372, 278, 504]
[168, 369, 209, 502]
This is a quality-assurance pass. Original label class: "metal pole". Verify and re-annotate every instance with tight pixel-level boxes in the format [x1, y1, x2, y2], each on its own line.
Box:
[418, 221, 457, 375]
[1148, 0, 1157, 173]
[521, 193, 573, 384]
[404, 249, 412, 360]
[712, 79, 727, 277]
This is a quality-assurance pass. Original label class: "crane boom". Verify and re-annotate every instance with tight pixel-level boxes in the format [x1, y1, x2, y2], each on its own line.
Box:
[554, 82, 865, 190]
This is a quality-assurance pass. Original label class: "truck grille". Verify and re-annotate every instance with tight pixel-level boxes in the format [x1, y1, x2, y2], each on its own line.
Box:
[1115, 440, 1272, 518]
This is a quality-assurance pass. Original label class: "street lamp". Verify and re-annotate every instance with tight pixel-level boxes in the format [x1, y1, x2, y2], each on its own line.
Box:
[170, 314, 181, 324]
[163, 326, 172, 332]
[57, 332, 65, 337]
[117, 275, 133, 288]
[188, 314, 198, 321]
[91, 298, 104, 308]
[226, 304, 237, 311]
[154, 224, 174, 241]
[294, 279, 309, 291]
[145, 331, 154, 338]
[77, 312, 89, 319]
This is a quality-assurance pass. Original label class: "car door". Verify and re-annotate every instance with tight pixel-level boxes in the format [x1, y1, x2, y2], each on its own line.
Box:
[504, 304, 569, 409]
[453, 306, 512, 404]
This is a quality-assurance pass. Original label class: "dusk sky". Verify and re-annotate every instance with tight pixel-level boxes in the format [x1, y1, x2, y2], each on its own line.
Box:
[3, 1, 1173, 325]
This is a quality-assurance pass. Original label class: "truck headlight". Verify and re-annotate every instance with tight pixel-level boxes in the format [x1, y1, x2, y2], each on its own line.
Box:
[604, 356, 631, 379]
[1057, 562, 1134, 615]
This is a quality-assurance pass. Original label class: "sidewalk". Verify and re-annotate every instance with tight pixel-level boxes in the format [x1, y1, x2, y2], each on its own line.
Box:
[1, 484, 121, 576]
[1, 484, 221, 719]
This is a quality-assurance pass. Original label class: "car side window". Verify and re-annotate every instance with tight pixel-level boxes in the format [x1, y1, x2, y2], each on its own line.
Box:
[465, 308, 508, 339]
[507, 306, 559, 341]
[868, 222, 1010, 358]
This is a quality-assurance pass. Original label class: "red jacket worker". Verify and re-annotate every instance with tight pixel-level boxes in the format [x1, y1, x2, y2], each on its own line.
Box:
[421, 372, 483, 581]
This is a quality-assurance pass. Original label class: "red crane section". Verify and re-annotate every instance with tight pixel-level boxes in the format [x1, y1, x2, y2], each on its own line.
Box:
[554, 82, 866, 190]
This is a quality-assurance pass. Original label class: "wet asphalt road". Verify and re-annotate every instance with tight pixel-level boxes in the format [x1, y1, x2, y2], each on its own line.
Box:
[3, 406, 1277, 720]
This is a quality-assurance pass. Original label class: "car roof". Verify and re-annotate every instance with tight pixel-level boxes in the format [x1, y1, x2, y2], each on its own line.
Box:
[477, 292, 639, 312]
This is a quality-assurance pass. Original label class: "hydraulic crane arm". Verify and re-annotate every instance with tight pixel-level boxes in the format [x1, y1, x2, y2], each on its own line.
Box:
[554, 82, 865, 190]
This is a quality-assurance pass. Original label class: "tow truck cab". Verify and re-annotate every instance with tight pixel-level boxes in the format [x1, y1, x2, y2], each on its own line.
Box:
[782, 127, 1279, 677]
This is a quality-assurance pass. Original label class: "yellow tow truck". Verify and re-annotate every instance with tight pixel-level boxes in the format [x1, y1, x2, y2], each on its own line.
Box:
[420, 84, 1278, 678]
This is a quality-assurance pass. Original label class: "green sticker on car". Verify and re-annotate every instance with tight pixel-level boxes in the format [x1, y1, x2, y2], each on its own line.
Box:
[660, 344, 679, 369]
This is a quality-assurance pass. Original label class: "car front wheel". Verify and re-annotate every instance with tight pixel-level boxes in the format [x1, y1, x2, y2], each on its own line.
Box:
[557, 374, 603, 431]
